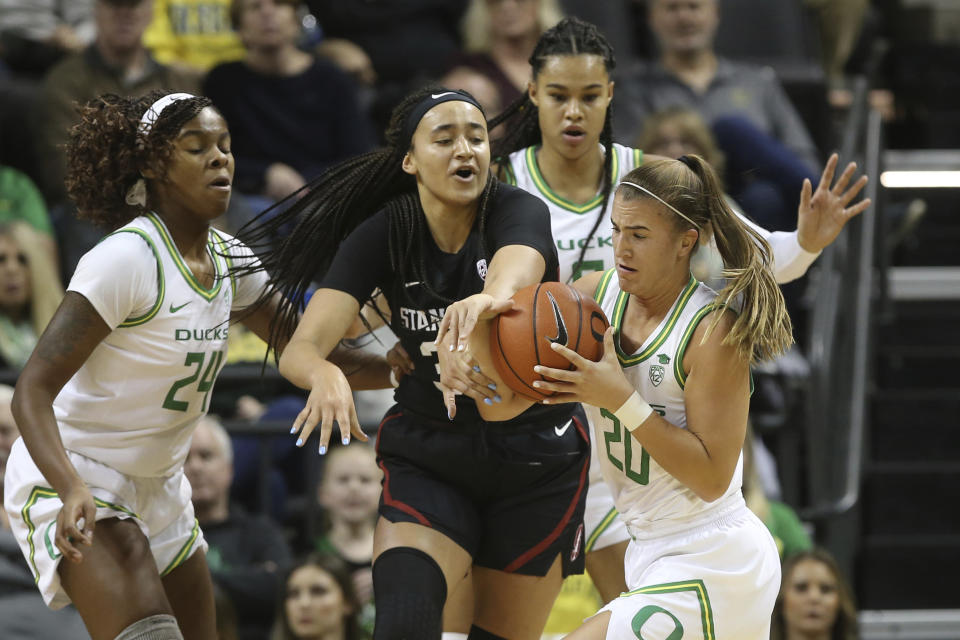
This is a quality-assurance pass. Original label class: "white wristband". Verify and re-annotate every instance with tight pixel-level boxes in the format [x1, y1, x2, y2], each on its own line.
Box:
[614, 391, 653, 433]
[389, 369, 400, 388]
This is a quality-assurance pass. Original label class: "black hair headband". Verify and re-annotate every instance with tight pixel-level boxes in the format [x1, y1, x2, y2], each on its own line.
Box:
[677, 155, 697, 171]
[400, 90, 484, 148]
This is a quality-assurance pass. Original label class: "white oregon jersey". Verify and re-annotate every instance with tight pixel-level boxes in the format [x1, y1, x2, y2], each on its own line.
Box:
[54, 213, 266, 478]
[585, 269, 746, 538]
[503, 143, 643, 283]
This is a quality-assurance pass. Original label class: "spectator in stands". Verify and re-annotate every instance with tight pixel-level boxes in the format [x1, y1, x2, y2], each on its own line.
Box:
[1, 383, 91, 639]
[804, 0, 869, 92]
[306, 0, 470, 132]
[0, 159, 58, 262]
[0, 223, 63, 371]
[0, 383, 18, 528]
[143, 0, 245, 73]
[314, 443, 380, 639]
[271, 553, 363, 640]
[0, 0, 95, 77]
[771, 548, 859, 640]
[38, 0, 199, 206]
[186, 416, 293, 640]
[444, 0, 563, 114]
[202, 0, 375, 204]
[213, 582, 241, 640]
[614, 0, 820, 232]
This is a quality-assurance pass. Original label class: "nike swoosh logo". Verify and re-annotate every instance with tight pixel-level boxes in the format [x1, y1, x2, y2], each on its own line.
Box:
[169, 301, 191, 313]
[545, 291, 568, 346]
[431, 92, 456, 99]
[555, 419, 573, 437]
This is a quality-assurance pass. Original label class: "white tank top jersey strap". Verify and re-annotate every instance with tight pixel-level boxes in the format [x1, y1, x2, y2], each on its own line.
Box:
[502, 143, 644, 284]
[53, 213, 268, 477]
[586, 268, 747, 539]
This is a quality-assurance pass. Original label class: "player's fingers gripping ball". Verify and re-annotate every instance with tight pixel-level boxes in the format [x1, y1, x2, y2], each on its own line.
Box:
[490, 282, 609, 401]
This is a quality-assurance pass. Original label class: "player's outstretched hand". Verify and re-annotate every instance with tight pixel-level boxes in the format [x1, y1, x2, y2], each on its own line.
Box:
[533, 327, 634, 410]
[291, 360, 368, 454]
[435, 293, 514, 353]
[56, 482, 95, 564]
[797, 152, 872, 253]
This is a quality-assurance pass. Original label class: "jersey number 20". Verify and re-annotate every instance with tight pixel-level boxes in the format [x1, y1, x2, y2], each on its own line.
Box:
[599, 405, 665, 485]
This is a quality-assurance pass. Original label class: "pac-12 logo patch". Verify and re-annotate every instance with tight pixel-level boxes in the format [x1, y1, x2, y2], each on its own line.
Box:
[649, 364, 664, 386]
[571, 523, 584, 562]
[476, 258, 488, 280]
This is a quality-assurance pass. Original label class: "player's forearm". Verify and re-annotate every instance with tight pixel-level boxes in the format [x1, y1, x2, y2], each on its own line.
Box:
[768, 230, 819, 283]
[277, 339, 335, 390]
[482, 245, 547, 300]
[329, 344, 392, 390]
[629, 415, 736, 502]
[11, 382, 85, 496]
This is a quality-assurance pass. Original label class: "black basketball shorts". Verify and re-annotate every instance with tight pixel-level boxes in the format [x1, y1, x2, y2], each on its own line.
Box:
[374, 404, 590, 577]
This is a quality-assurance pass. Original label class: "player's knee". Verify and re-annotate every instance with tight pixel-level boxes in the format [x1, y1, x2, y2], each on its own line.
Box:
[466, 624, 508, 639]
[100, 518, 153, 566]
[114, 614, 183, 640]
[372, 547, 447, 640]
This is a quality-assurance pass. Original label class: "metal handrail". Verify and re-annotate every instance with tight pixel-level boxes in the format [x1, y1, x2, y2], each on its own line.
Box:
[799, 94, 881, 519]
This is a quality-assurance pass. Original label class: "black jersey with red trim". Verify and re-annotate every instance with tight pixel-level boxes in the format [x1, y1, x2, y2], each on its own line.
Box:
[322, 183, 569, 426]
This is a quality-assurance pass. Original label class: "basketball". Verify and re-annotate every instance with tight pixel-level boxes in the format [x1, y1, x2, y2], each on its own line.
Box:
[489, 282, 610, 401]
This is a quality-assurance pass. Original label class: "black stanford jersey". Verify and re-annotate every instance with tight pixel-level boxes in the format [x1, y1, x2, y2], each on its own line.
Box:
[322, 183, 570, 425]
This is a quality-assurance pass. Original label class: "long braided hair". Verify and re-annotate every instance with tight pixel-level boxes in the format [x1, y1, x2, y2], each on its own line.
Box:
[238, 86, 498, 358]
[489, 17, 616, 281]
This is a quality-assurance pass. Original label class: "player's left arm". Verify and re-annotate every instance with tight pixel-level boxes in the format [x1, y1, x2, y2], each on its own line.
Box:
[434, 244, 547, 415]
[673, 309, 751, 501]
[436, 244, 546, 350]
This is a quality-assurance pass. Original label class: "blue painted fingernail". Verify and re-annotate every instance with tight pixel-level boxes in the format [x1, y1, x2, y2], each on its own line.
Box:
[534, 366, 543, 372]
[533, 381, 542, 388]
[487, 383, 497, 390]
[494, 395, 502, 403]
[342, 437, 349, 445]
[484, 397, 493, 405]
[319, 445, 327, 455]
[472, 365, 481, 373]
[447, 410, 453, 420]
[296, 438, 303, 447]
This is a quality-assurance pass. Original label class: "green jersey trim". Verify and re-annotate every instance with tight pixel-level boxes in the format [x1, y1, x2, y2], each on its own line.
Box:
[614, 274, 698, 367]
[210, 230, 237, 298]
[674, 303, 723, 388]
[21, 486, 138, 582]
[633, 147, 644, 168]
[594, 268, 617, 304]
[113, 229, 166, 327]
[145, 213, 225, 302]
[621, 578, 716, 640]
[672, 303, 755, 395]
[501, 158, 518, 186]
[525, 145, 620, 214]
[585, 506, 619, 553]
[161, 517, 201, 576]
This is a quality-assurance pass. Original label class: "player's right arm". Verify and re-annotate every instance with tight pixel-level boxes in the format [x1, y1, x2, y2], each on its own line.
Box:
[12, 292, 112, 562]
[279, 288, 369, 452]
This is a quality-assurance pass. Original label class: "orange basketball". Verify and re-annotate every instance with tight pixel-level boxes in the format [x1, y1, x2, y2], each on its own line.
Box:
[489, 282, 609, 401]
